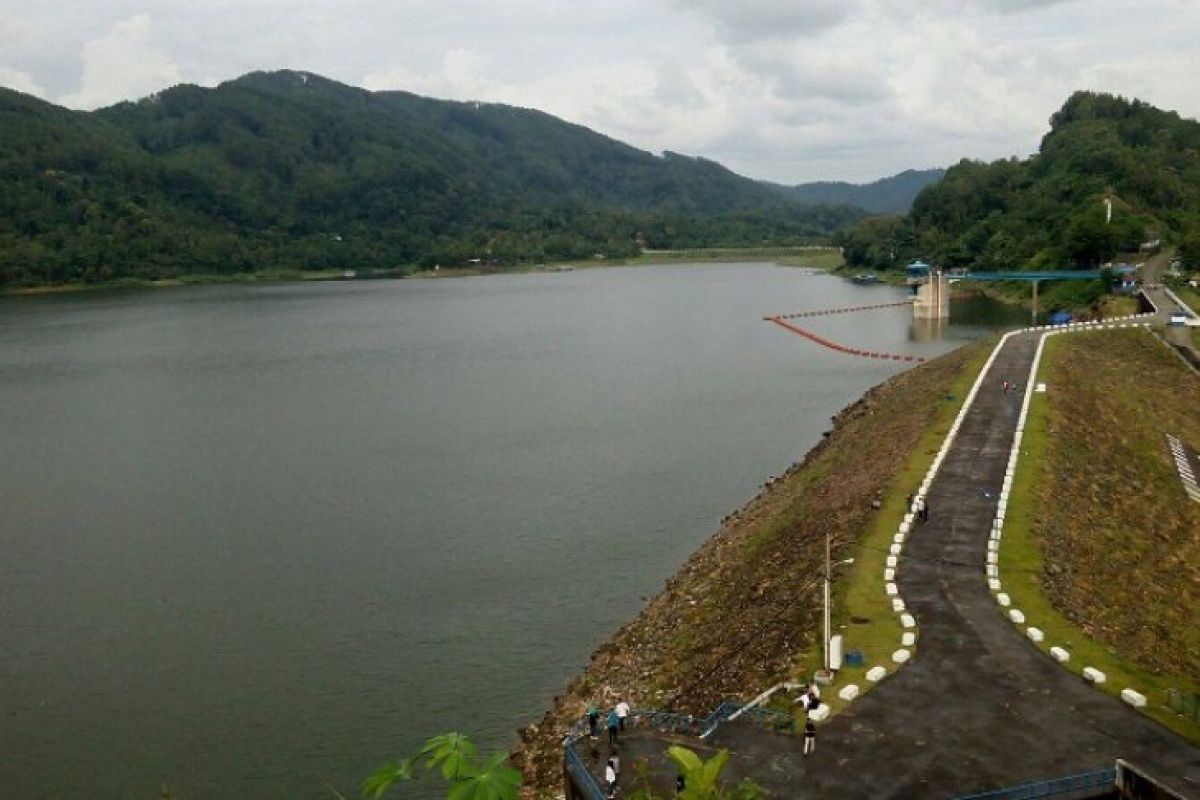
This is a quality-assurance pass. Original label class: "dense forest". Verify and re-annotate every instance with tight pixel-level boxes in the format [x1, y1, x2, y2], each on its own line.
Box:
[0, 70, 865, 287]
[837, 92, 1200, 272]
[768, 168, 945, 214]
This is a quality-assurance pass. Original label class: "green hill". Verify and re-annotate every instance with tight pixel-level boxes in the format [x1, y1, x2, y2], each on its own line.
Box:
[837, 91, 1200, 272]
[0, 70, 864, 287]
[768, 168, 945, 214]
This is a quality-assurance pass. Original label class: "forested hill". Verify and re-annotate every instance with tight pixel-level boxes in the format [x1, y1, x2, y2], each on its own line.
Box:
[768, 168, 945, 214]
[837, 91, 1200, 271]
[0, 70, 864, 286]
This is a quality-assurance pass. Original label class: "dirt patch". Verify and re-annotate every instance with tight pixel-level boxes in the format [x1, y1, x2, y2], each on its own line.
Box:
[512, 343, 982, 797]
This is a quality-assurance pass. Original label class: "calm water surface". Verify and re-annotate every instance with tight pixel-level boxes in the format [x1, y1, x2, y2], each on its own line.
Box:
[0, 264, 1024, 798]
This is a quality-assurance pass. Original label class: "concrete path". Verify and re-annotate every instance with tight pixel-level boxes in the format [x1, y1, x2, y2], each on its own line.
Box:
[609, 330, 1200, 798]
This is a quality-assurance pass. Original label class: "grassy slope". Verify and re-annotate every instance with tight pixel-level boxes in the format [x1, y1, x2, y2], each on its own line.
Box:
[513, 341, 986, 796]
[1001, 328, 1200, 742]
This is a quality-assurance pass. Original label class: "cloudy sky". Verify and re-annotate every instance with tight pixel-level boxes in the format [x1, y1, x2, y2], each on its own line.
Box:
[1, 1, 1197, 183]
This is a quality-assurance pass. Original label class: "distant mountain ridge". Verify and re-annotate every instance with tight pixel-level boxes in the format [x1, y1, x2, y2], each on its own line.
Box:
[768, 168, 946, 214]
[0, 70, 869, 286]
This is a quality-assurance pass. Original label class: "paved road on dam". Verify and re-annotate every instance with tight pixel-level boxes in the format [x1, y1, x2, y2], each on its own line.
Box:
[706, 328, 1200, 798]
[599, 325, 1200, 798]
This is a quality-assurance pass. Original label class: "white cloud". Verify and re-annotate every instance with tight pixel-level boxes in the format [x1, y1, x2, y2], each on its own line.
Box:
[1, 0, 1198, 182]
[672, 0, 863, 42]
[58, 14, 182, 110]
[0, 65, 45, 97]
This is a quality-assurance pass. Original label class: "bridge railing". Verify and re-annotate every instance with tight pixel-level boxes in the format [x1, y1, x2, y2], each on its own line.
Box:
[951, 768, 1116, 800]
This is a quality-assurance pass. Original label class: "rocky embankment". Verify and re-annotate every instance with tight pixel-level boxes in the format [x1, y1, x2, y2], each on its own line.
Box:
[513, 342, 983, 797]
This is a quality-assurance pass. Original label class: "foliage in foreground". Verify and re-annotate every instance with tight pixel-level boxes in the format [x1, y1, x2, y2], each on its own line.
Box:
[352, 732, 761, 800]
[626, 746, 763, 800]
[350, 733, 522, 800]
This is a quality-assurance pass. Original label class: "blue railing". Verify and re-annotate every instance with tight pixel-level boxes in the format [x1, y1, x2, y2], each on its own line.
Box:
[563, 738, 607, 800]
[562, 699, 798, 798]
[952, 768, 1116, 800]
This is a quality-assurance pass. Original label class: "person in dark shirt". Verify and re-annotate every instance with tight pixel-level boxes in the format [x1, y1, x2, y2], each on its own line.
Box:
[804, 719, 817, 755]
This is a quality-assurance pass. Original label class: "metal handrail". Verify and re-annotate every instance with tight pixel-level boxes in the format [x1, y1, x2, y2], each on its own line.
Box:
[562, 699, 798, 797]
[951, 768, 1116, 800]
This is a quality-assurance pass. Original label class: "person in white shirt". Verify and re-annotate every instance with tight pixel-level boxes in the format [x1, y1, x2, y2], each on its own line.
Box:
[615, 699, 631, 732]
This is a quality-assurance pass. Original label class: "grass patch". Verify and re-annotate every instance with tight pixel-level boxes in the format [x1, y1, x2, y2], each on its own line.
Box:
[1000, 329, 1200, 743]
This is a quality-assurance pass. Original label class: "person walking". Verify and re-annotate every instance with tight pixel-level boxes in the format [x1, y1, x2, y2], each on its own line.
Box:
[605, 757, 618, 798]
[920, 496, 930, 522]
[914, 495, 925, 523]
[586, 706, 600, 739]
[615, 698, 631, 732]
[804, 719, 816, 755]
[607, 708, 620, 746]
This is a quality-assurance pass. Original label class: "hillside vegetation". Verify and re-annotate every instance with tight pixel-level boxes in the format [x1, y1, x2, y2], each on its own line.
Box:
[768, 168, 945, 214]
[838, 92, 1200, 272]
[0, 70, 863, 287]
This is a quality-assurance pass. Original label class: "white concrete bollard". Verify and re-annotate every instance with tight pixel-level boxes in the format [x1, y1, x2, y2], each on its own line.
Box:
[891, 597, 906, 612]
[1050, 646, 1070, 663]
[885, 582, 898, 596]
[808, 703, 830, 722]
[997, 500, 1008, 515]
[987, 551, 998, 565]
[866, 666, 887, 682]
[899, 522, 911, 535]
[996, 592, 1010, 607]
[999, 491, 1009, 503]
[894, 532, 906, 544]
[890, 543, 902, 556]
[986, 565, 998, 578]
[1121, 689, 1147, 708]
[904, 513, 914, 525]
[892, 649, 911, 664]
[1082, 667, 1106, 684]
[900, 613, 916, 629]
[838, 684, 860, 702]
[901, 631, 916, 647]
[988, 578, 1001, 592]
[883, 568, 895, 582]
[1009, 609, 1025, 624]
[1027, 627, 1044, 643]
[886, 555, 898, 568]
[988, 540, 999, 552]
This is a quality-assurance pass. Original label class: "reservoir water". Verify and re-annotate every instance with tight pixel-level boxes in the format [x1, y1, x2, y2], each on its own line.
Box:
[0, 263, 1024, 798]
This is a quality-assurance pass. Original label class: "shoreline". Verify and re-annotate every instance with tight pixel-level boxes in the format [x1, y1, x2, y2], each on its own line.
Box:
[0, 249, 845, 297]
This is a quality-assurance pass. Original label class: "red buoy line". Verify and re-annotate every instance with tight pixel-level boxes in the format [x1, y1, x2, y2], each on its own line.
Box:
[764, 315, 926, 363]
[770, 299, 912, 320]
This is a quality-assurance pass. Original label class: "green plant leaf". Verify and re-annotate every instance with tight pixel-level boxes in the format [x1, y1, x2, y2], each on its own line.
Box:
[665, 745, 702, 775]
[421, 733, 480, 780]
[361, 758, 415, 799]
[446, 753, 522, 800]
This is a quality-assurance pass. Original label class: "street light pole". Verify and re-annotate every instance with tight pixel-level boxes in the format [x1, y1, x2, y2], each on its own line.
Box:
[824, 534, 831, 673]
[822, 535, 854, 676]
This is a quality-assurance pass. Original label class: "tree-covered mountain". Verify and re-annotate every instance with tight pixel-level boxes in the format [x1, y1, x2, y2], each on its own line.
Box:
[768, 168, 945, 214]
[0, 70, 864, 286]
[837, 92, 1200, 272]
